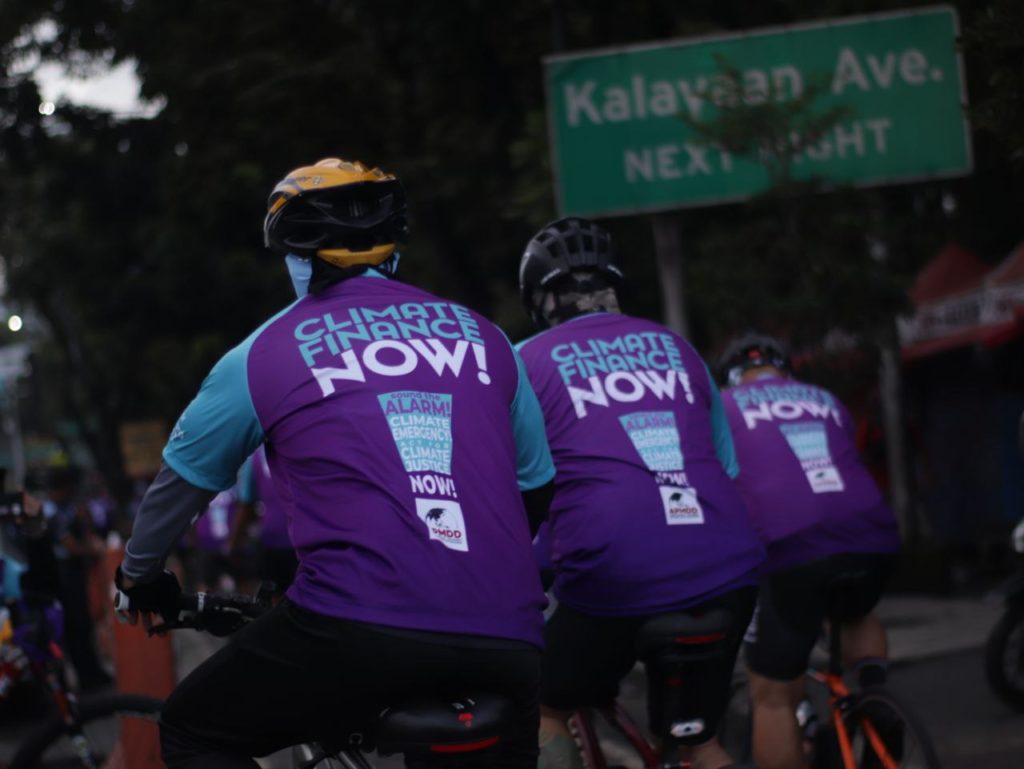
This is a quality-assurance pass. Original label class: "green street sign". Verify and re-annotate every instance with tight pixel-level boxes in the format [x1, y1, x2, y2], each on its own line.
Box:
[545, 5, 971, 217]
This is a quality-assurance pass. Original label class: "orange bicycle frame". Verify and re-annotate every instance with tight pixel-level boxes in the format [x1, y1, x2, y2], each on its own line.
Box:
[815, 671, 900, 769]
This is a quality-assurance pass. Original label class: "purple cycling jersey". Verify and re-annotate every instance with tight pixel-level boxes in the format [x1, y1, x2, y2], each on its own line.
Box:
[722, 375, 901, 573]
[252, 445, 291, 549]
[240, 277, 550, 645]
[193, 488, 238, 552]
[518, 313, 765, 616]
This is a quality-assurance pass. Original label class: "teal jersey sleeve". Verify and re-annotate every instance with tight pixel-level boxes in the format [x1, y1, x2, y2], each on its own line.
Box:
[163, 342, 266, 491]
[705, 363, 739, 479]
[510, 347, 556, 491]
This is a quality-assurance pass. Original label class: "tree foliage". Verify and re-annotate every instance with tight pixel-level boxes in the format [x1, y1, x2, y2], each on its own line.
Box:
[0, 0, 1020, 500]
[962, 0, 1024, 168]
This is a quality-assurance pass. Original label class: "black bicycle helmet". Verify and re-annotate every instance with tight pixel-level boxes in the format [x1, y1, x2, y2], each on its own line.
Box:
[263, 158, 408, 268]
[519, 217, 623, 328]
[717, 333, 792, 387]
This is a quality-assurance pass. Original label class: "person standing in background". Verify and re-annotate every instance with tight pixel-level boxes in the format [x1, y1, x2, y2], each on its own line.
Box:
[183, 484, 244, 593]
[233, 445, 297, 594]
[42, 466, 112, 691]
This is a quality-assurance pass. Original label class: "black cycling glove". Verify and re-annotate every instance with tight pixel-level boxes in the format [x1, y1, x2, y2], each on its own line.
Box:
[114, 566, 182, 623]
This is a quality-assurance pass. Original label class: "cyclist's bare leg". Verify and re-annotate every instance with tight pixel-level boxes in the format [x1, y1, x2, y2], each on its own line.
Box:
[840, 611, 888, 668]
[538, 706, 583, 769]
[748, 671, 808, 769]
[677, 736, 737, 769]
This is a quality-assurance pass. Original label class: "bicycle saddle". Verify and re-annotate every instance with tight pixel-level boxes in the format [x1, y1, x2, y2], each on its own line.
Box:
[634, 608, 734, 662]
[375, 693, 515, 757]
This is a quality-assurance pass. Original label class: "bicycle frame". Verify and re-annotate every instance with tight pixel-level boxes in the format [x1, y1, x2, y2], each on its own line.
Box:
[572, 702, 687, 769]
[293, 742, 376, 769]
[20, 639, 109, 768]
[812, 613, 901, 769]
[811, 669, 900, 769]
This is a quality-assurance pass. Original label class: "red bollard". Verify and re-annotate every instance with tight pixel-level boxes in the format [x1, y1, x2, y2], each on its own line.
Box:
[88, 554, 115, 662]
[104, 544, 175, 769]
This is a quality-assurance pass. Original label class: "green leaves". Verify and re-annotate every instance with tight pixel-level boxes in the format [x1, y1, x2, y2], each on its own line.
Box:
[0, 0, 1019, 496]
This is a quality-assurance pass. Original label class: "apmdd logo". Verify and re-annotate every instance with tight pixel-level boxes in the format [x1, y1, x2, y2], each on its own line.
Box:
[806, 465, 845, 494]
[415, 499, 469, 552]
[659, 486, 704, 526]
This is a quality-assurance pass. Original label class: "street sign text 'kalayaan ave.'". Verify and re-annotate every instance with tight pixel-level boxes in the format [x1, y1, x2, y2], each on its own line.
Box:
[545, 6, 970, 217]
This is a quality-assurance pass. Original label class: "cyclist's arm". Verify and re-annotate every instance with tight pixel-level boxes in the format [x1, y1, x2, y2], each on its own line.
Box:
[122, 464, 216, 582]
[122, 344, 265, 583]
[510, 348, 556, 536]
[705, 363, 739, 479]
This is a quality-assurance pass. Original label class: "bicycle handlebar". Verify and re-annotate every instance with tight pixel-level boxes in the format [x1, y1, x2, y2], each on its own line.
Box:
[114, 583, 277, 637]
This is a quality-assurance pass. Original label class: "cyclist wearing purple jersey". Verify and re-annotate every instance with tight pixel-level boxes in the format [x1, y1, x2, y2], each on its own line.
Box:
[234, 444, 298, 594]
[185, 485, 244, 592]
[114, 158, 555, 769]
[717, 334, 901, 769]
[516, 218, 764, 769]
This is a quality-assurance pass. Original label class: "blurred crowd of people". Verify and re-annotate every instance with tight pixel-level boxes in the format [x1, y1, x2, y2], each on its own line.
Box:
[0, 448, 294, 699]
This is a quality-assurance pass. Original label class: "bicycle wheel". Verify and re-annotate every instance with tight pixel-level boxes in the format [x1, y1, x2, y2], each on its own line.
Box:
[9, 692, 164, 769]
[842, 687, 942, 769]
[983, 603, 1024, 710]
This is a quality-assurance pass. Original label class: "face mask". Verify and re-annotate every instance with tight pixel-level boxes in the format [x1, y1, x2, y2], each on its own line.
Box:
[285, 254, 312, 297]
[378, 251, 401, 277]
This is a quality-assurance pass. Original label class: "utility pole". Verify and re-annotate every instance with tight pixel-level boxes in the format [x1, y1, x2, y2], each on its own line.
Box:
[878, 326, 916, 541]
[651, 213, 690, 338]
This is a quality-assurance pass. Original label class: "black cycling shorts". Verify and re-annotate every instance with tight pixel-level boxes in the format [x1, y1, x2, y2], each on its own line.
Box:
[744, 552, 898, 681]
[541, 586, 756, 745]
[160, 600, 541, 769]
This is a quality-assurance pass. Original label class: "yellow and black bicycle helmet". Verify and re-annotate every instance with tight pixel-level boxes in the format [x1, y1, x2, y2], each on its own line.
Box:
[263, 158, 408, 268]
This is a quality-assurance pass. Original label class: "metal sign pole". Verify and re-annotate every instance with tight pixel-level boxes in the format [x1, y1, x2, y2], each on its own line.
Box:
[651, 213, 689, 338]
[879, 316, 915, 542]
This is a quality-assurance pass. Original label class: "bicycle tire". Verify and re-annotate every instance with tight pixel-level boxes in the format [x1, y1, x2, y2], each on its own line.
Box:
[983, 603, 1024, 710]
[9, 692, 164, 769]
[841, 686, 942, 769]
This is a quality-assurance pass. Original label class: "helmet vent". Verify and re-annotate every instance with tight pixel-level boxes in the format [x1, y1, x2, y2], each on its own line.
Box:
[264, 160, 407, 261]
[347, 199, 370, 218]
[519, 216, 623, 329]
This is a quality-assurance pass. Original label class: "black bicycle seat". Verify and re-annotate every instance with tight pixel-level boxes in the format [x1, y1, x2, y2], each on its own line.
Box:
[375, 693, 515, 757]
[634, 608, 734, 662]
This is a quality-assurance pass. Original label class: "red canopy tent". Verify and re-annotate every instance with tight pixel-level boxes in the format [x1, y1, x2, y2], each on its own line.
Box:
[899, 241, 1024, 361]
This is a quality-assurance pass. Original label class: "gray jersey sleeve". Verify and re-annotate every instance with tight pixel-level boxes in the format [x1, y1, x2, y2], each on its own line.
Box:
[121, 462, 217, 582]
